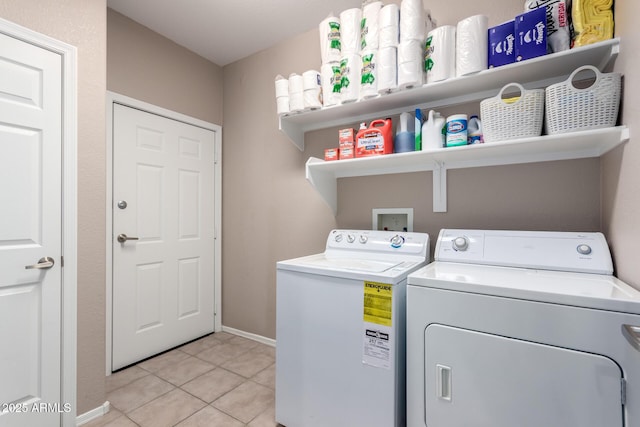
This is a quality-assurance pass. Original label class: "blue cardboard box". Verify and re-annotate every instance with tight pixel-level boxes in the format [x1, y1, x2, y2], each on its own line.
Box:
[515, 8, 547, 62]
[488, 20, 515, 68]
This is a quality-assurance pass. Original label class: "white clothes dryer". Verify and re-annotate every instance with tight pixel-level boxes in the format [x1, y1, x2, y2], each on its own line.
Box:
[406, 229, 640, 427]
[276, 229, 430, 427]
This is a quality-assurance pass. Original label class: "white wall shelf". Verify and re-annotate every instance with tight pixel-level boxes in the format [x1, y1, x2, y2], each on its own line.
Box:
[306, 126, 630, 214]
[280, 38, 620, 151]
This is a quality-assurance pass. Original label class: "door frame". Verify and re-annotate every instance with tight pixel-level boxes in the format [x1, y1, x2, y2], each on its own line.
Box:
[0, 18, 78, 426]
[105, 92, 222, 374]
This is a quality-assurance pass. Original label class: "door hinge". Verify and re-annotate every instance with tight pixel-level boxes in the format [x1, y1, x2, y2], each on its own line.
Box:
[621, 378, 627, 405]
[61, 255, 64, 268]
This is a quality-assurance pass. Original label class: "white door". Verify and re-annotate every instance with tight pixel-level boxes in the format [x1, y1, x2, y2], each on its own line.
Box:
[112, 104, 216, 370]
[0, 32, 63, 426]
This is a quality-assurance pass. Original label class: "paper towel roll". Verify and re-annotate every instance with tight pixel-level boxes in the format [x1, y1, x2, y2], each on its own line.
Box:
[377, 46, 398, 94]
[321, 62, 342, 107]
[379, 4, 400, 48]
[359, 49, 378, 100]
[288, 73, 304, 112]
[340, 54, 360, 103]
[302, 70, 321, 91]
[361, 1, 382, 51]
[274, 75, 289, 98]
[456, 15, 489, 77]
[319, 14, 341, 64]
[426, 25, 456, 83]
[276, 96, 290, 115]
[400, 0, 426, 42]
[398, 39, 424, 89]
[340, 8, 362, 55]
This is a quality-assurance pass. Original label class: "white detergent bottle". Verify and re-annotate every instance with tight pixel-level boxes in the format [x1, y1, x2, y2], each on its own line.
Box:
[467, 115, 484, 144]
[422, 110, 445, 150]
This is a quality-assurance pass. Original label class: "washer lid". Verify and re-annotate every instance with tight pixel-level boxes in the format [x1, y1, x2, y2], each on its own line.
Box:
[408, 262, 640, 314]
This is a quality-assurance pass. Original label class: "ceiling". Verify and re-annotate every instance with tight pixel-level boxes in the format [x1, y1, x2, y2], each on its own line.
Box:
[107, 0, 363, 66]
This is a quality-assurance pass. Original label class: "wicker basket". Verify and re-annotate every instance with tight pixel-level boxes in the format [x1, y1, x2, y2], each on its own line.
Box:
[480, 83, 545, 143]
[545, 65, 621, 135]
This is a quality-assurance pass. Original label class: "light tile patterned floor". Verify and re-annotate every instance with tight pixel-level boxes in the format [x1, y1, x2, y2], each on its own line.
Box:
[85, 332, 280, 427]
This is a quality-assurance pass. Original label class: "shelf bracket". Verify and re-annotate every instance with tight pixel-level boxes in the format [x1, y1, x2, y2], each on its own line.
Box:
[433, 161, 447, 213]
[279, 116, 305, 151]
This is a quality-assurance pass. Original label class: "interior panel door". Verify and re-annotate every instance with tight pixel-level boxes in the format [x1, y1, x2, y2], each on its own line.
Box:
[0, 31, 63, 427]
[112, 104, 216, 370]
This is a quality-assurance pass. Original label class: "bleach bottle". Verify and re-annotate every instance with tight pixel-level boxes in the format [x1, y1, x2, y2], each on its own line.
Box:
[422, 110, 445, 150]
[468, 115, 484, 144]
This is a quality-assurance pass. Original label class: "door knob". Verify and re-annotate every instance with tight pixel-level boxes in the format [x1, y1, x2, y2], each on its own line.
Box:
[25, 256, 55, 270]
[117, 234, 139, 243]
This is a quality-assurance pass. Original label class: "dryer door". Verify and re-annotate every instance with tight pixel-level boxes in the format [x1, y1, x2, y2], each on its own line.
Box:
[425, 324, 623, 427]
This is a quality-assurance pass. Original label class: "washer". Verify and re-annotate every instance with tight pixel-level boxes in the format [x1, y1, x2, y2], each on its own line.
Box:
[407, 229, 640, 427]
[276, 229, 430, 427]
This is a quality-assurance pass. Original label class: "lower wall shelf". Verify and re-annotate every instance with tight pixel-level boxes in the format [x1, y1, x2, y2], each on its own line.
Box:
[306, 126, 630, 214]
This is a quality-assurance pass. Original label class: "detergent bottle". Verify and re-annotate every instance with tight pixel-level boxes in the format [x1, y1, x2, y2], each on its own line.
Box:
[467, 115, 484, 144]
[355, 118, 393, 157]
[421, 110, 445, 151]
[395, 111, 415, 153]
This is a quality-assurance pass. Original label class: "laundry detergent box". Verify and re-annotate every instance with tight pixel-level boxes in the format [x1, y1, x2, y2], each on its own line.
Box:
[324, 148, 339, 161]
[338, 127, 356, 146]
[488, 20, 515, 68]
[515, 7, 547, 62]
[339, 144, 355, 160]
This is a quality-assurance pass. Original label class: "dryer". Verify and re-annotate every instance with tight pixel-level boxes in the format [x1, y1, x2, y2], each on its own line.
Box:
[276, 229, 429, 427]
[406, 229, 640, 427]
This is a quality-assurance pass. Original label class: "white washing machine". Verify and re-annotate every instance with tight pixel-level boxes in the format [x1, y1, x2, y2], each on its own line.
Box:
[406, 229, 640, 427]
[276, 229, 430, 427]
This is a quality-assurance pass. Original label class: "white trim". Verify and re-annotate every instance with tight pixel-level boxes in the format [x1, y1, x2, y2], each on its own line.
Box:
[76, 401, 110, 426]
[222, 326, 276, 348]
[105, 92, 223, 375]
[0, 18, 78, 427]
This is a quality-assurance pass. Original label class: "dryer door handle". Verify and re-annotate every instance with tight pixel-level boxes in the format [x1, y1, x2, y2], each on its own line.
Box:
[622, 324, 640, 352]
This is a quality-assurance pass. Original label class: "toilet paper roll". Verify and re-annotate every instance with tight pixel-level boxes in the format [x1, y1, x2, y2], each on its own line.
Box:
[274, 75, 289, 98]
[288, 73, 304, 94]
[456, 15, 489, 77]
[302, 71, 322, 110]
[340, 8, 362, 55]
[339, 54, 360, 103]
[426, 25, 456, 83]
[379, 4, 400, 48]
[400, 0, 426, 42]
[276, 96, 290, 115]
[319, 14, 341, 64]
[361, 1, 382, 51]
[398, 39, 424, 89]
[303, 89, 322, 110]
[288, 73, 304, 112]
[377, 46, 398, 94]
[359, 49, 378, 100]
[302, 70, 321, 91]
[321, 62, 342, 107]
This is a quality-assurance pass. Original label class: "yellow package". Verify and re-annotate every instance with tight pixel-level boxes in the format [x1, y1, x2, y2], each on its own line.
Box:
[572, 0, 614, 47]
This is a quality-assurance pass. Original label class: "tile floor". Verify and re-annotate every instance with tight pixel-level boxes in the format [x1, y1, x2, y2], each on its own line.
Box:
[85, 332, 280, 427]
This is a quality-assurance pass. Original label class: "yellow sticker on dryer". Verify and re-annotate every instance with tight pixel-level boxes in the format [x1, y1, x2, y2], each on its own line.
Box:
[363, 281, 392, 327]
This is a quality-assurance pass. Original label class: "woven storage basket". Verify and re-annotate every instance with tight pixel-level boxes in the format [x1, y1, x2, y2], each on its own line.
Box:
[545, 65, 621, 135]
[480, 83, 545, 143]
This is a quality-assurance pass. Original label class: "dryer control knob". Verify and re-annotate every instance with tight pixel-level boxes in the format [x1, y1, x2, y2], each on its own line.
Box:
[453, 236, 469, 251]
[577, 244, 592, 255]
[359, 235, 368, 244]
[347, 234, 356, 243]
[334, 233, 343, 243]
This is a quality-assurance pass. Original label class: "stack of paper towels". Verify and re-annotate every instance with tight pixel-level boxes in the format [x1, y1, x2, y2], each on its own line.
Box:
[398, 0, 426, 89]
[319, 13, 342, 107]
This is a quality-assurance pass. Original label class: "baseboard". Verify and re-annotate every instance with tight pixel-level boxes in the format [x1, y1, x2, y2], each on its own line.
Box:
[76, 401, 110, 426]
[221, 325, 276, 347]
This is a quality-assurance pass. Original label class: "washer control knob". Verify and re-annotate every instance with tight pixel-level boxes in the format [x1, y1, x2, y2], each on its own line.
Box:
[390, 235, 405, 248]
[347, 234, 356, 243]
[577, 244, 592, 255]
[359, 235, 368, 244]
[453, 236, 469, 251]
[334, 233, 343, 243]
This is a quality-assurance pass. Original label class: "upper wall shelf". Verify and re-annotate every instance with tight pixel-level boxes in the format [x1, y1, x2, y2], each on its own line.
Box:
[279, 38, 620, 150]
